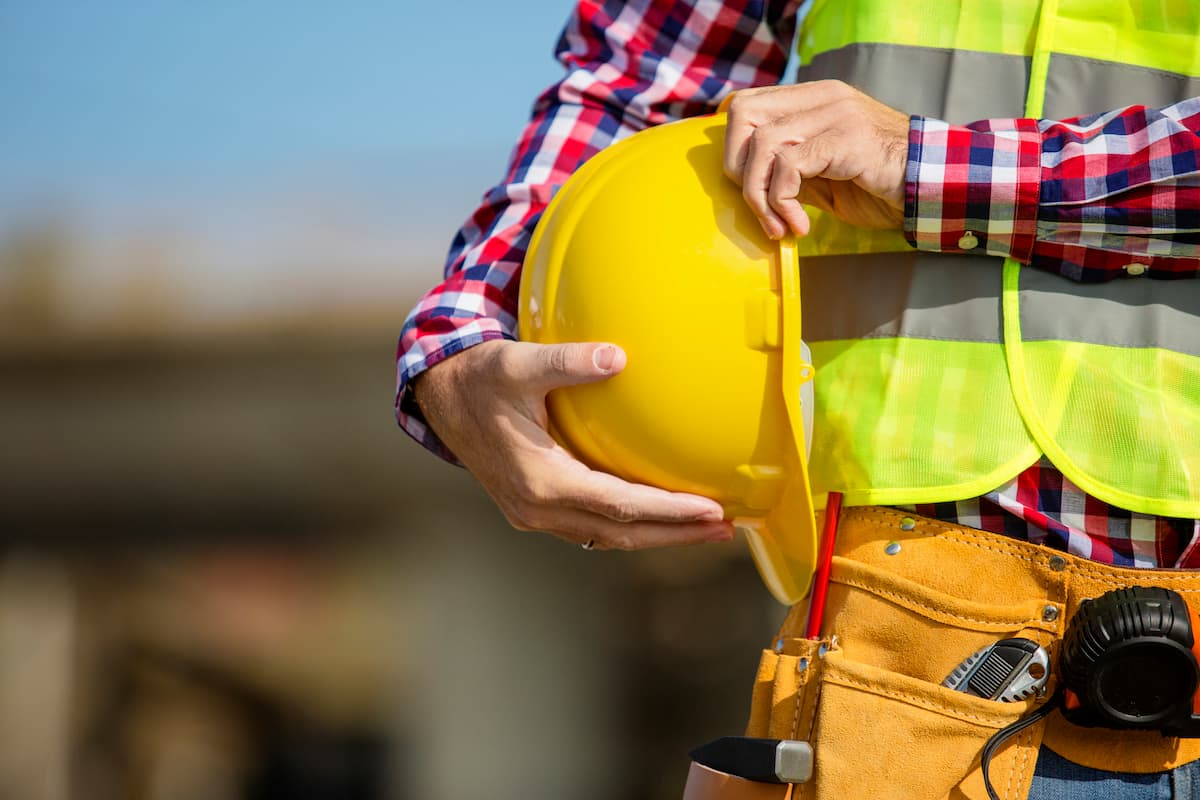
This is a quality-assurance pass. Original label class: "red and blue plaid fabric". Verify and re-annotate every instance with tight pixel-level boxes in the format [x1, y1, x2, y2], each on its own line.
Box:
[906, 101, 1200, 279]
[903, 458, 1200, 569]
[396, 0, 1200, 566]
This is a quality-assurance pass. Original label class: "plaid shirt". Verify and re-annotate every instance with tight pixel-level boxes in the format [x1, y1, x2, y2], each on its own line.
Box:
[396, 0, 1200, 567]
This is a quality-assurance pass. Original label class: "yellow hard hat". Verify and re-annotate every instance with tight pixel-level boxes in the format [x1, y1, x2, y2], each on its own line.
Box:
[519, 113, 817, 605]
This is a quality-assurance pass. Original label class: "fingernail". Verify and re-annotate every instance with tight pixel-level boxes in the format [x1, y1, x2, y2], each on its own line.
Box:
[708, 528, 735, 543]
[760, 218, 781, 240]
[593, 345, 616, 373]
[699, 507, 725, 522]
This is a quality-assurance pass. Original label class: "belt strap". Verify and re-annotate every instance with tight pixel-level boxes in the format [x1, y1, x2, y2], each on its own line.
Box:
[681, 763, 791, 800]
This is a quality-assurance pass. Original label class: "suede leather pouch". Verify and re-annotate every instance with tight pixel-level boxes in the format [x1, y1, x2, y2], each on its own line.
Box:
[744, 507, 1200, 799]
[746, 508, 1061, 800]
[748, 637, 830, 743]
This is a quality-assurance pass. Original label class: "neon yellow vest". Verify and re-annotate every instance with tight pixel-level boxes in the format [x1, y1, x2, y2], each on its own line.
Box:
[797, 0, 1200, 517]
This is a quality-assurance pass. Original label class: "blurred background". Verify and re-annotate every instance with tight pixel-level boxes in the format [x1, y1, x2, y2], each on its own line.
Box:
[0, 2, 788, 798]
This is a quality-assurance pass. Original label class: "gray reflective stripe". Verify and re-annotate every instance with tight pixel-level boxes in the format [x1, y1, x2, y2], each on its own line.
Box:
[797, 44, 1199, 125]
[800, 252, 1004, 343]
[801, 252, 1200, 355]
[1044, 54, 1200, 120]
[796, 43, 1029, 122]
[1019, 267, 1200, 357]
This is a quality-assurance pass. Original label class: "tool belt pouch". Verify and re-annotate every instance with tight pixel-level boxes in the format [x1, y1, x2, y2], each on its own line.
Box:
[745, 557, 1055, 800]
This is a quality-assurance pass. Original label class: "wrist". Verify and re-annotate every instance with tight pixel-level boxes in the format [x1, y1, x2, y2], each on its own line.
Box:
[903, 116, 1041, 260]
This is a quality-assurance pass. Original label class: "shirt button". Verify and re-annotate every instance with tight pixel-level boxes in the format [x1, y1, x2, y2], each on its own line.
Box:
[1124, 263, 1147, 276]
[957, 231, 979, 250]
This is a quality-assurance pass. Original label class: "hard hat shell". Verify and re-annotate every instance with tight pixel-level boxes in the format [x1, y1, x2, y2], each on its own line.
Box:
[519, 113, 818, 604]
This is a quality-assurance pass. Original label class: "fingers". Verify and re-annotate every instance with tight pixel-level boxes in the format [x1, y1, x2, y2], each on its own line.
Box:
[529, 509, 735, 551]
[738, 103, 846, 238]
[740, 132, 782, 238]
[498, 435, 726, 524]
[723, 81, 909, 236]
[495, 435, 732, 549]
[722, 81, 853, 183]
[502, 341, 628, 395]
[502, 473, 734, 551]
[417, 338, 733, 553]
[767, 152, 812, 237]
[556, 460, 727, 523]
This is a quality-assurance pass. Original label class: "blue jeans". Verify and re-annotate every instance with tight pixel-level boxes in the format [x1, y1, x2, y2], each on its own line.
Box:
[1029, 746, 1200, 800]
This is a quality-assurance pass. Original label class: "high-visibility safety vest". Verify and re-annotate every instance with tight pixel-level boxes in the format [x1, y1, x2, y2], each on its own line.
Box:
[797, 0, 1200, 517]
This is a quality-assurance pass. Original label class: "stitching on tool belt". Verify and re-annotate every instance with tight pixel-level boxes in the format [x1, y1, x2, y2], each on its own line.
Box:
[858, 508, 1034, 546]
[1003, 730, 1016, 800]
[807, 668, 824, 743]
[854, 511, 1200, 593]
[833, 575, 1044, 629]
[790, 666, 803, 739]
[1019, 726, 1035, 800]
[857, 511, 1200, 591]
[790, 658, 825, 800]
[856, 509, 1041, 563]
[1063, 570, 1200, 586]
[824, 674, 1024, 726]
[789, 647, 827, 741]
[1003, 725, 1033, 800]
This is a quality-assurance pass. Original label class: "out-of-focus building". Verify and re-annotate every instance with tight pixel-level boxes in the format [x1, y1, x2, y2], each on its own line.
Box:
[0, 214, 784, 800]
[0, 4, 789, 796]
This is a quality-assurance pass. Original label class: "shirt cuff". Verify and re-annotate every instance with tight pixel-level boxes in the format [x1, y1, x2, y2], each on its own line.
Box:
[903, 116, 1042, 262]
[394, 329, 512, 465]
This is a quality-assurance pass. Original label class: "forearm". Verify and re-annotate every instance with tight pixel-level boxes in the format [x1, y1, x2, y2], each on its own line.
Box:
[905, 97, 1200, 280]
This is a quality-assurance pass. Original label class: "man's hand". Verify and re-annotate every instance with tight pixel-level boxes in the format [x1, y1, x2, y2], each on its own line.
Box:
[723, 80, 909, 238]
[413, 339, 734, 550]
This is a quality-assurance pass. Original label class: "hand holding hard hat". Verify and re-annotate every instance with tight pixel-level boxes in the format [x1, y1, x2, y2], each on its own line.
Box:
[416, 82, 908, 603]
[721, 80, 908, 238]
[519, 84, 908, 602]
[411, 338, 735, 550]
[521, 113, 825, 604]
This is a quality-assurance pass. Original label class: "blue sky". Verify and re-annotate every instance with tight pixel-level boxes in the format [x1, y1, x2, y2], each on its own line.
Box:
[1, 0, 571, 189]
[0, 1, 579, 314]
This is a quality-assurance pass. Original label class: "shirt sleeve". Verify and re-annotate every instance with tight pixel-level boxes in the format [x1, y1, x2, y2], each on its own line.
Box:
[396, 0, 802, 460]
[904, 97, 1200, 282]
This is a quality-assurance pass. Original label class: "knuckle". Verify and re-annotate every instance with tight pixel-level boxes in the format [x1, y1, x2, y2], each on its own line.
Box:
[510, 501, 549, 532]
[609, 534, 639, 552]
[751, 123, 780, 146]
[503, 505, 535, 531]
[493, 345, 522, 378]
[804, 135, 832, 160]
[545, 345, 569, 376]
[518, 474, 553, 506]
[784, 143, 808, 163]
[821, 79, 852, 97]
[742, 183, 768, 214]
[600, 500, 639, 523]
[727, 88, 766, 115]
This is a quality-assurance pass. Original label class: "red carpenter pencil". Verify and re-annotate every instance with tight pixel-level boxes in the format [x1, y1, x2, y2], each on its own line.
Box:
[805, 491, 843, 640]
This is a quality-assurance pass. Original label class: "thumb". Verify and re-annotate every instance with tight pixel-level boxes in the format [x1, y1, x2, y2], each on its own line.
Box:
[526, 342, 627, 392]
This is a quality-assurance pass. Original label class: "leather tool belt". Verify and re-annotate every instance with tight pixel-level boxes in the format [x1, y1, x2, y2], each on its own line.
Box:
[683, 507, 1200, 800]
